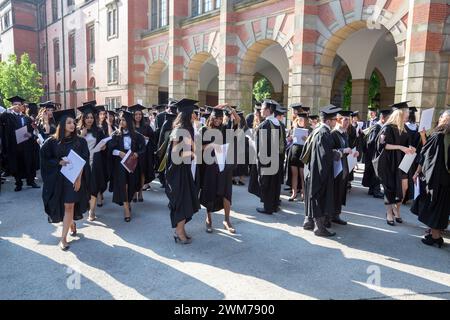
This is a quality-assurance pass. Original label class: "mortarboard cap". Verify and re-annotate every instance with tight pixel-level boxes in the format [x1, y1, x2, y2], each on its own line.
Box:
[297, 112, 309, 118]
[175, 98, 198, 115]
[274, 105, 287, 115]
[53, 108, 76, 124]
[78, 104, 98, 115]
[338, 110, 354, 117]
[262, 99, 280, 112]
[128, 104, 146, 113]
[379, 109, 392, 116]
[96, 105, 106, 112]
[7, 96, 26, 104]
[290, 103, 302, 110]
[40, 101, 57, 109]
[389, 101, 410, 110]
[107, 110, 116, 117]
[168, 98, 179, 107]
[83, 100, 97, 107]
[409, 106, 418, 113]
[119, 110, 134, 124]
[211, 107, 224, 118]
[320, 104, 342, 118]
[351, 111, 359, 117]
[309, 115, 319, 121]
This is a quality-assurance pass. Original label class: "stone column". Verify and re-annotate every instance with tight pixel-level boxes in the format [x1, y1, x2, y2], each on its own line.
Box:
[168, 0, 188, 100]
[218, 0, 247, 111]
[402, 0, 449, 117]
[351, 79, 370, 119]
[289, 0, 321, 113]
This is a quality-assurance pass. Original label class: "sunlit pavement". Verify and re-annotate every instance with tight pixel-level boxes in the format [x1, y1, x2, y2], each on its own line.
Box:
[1, 168, 449, 300]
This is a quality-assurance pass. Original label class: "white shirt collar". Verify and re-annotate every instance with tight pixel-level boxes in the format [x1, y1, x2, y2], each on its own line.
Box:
[266, 114, 280, 126]
[337, 126, 346, 134]
[322, 123, 331, 131]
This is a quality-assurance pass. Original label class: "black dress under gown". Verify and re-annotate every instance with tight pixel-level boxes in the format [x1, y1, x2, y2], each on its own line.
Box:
[40, 136, 90, 223]
[375, 124, 411, 205]
[82, 128, 108, 197]
[411, 131, 450, 230]
[331, 129, 350, 216]
[165, 127, 200, 228]
[199, 124, 235, 212]
[135, 124, 157, 185]
[108, 130, 146, 206]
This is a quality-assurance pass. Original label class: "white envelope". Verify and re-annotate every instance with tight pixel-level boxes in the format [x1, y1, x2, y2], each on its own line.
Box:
[92, 136, 112, 153]
[399, 152, 417, 173]
[60, 150, 86, 184]
[334, 159, 343, 178]
[15, 126, 31, 144]
[347, 148, 358, 173]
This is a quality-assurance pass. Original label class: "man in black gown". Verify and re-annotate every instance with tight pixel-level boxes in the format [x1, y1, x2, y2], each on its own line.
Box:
[362, 109, 391, 198]
[0, 96, 40, 191]
[251, 99, 284, 215]
[302, 105, 342, 237]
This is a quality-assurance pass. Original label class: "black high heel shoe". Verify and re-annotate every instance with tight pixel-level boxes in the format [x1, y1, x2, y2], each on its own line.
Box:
[386, 213, 395, 226]
[124, 217, 131, 223]
[173, 232, 192, 244]
[422, 234, 444, 248]
[395, 217, 403, 224]
[70, 223, 77, 237]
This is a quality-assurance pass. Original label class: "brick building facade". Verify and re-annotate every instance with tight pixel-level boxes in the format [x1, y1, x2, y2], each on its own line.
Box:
[0, 0, 449, 117]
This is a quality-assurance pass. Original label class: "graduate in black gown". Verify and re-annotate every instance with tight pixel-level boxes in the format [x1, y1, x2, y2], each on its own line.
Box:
[249, 99, 284, 215]
[200, 106, 240, 234]
[108, 110, 146, 222]
[0, 96, 40, 192]
[411, 110, 449, 248]
[36, 102, 57, 141]
[362, 109, 391, 199]
[275, 106, 287, 206]
[165, 99, 200, 244]
[129, 104, 157, 201]
[40, 109, 90, 251]
[330, 110, 359, 225]
[374, 102, 415, 226]
[404, 107, 421, 203]
[302, 105, 342, 237]
[77, 104, 108, 221]
[231, 111, 249, 186]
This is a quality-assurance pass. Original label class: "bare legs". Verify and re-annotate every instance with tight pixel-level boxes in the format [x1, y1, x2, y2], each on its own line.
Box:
[124, 184, 131, 221]
[205, 198, 235, 234]
[386, 178, 408, 224]
[290, 166, 298, 200]
[61, 203, 75, 249]
[88, 196, 97, 221]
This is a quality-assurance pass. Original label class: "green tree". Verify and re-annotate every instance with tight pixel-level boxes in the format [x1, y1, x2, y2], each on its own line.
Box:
[342, 77, 352, 110]
[368, 71, 381, 109]
[253, 77, 272, 103]
[0, 53, 44, 107]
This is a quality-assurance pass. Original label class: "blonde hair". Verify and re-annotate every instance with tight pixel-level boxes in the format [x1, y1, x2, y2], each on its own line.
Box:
[385, 109, 406, 133]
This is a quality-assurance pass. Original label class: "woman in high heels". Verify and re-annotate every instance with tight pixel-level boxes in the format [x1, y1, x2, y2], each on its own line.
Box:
[411, 110, 450, 248]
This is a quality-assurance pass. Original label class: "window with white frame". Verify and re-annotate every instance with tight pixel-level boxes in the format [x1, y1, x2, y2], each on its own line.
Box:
[150, 0, 169, 30]
[107, 5, 118, 39]
[105, 97, 121, 110]
[107, 56, 119, 84]
[2, 11, 12, 30]
[192, 0, 221, 17]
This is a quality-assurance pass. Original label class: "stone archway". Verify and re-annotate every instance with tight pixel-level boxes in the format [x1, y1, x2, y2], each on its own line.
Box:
[145, 60, 167, 106]
[184, 51, 219, 104]
[331, 65, 351, 108]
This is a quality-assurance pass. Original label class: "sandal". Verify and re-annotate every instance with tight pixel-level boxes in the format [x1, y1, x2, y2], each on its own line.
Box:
[223, 221, 236, 234]
[206, 221, 213, 234]
[70, 223, 77, 237]
[59, 241, 70, 251]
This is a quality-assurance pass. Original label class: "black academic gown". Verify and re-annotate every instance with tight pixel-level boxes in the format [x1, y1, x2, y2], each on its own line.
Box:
[362, 123, 382, 188]
[411, 131, 450, 230]
[250, 118, 283, 212]
[199, 124, 234, 212]
[303, 125, 336, 219]
[404, 124, 421, 202]
[83, 128, 108, 197]
[108, 131, 146, 206]
[331, 129, 350, 216]
[135, 124, 157, 184]
[0, 112, 37, 183]
[40, 136, 90, 223]
[375, 124, 410, 205]
[165, 127, 200, 228]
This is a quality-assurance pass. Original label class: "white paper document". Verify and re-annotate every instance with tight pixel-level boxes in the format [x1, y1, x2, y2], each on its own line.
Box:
[92, 136, 112, 153]
[191, 158, 197, 179]
[60, 150, 86, 184]
[215, 143, 229, 172]
[293, 128, 309, 145]
[37, 133, 45, 146]
[200, 117, 206, 125]
[15, 126, 31, 144]
[347, 148, 358, 173]
[414, 179, 420, 200]
[399, 152, 417, 173]
[419, 108, 435, 131]
[334, 159, 343, 178]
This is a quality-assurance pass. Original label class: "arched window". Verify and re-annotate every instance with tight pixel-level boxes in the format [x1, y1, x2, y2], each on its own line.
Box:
[88, 77, 96, 101]
[55, 83, 61, 104]
[70, 81, 77, 108]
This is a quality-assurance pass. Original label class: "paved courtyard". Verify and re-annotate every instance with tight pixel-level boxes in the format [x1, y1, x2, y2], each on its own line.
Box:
[1, 169, 449, 300]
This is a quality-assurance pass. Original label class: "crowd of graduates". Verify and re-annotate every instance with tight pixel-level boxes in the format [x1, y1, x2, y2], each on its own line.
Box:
[0, 95, 448, 251]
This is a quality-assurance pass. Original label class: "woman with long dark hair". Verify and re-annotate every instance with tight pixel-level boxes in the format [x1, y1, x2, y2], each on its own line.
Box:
[108, 110, 146, 222]
[77, 105, 108, 221]
[411, 110, 450, 248]
[375, 102, 416, 226]
[40, 109, 90, 251]
[129, 104, 157, 202]
[200, 106, 240, 234]
[165, 99, 200, 244]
